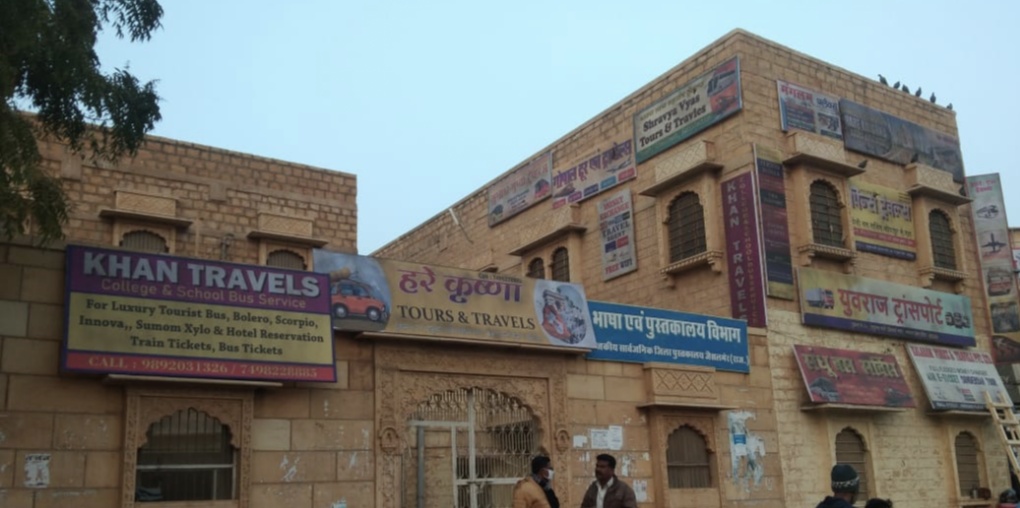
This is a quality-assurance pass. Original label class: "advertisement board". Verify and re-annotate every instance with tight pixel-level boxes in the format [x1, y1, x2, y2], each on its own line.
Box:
[63, 245, 336, 382]
[793, 345, 914, 407]
[798, 267, 975, 347]
[488, 151, 553, 226]
[777, 80, 842, 139]
[588, 301, 748, 373]
[313, 250, 597, 350]
[723, 171, 767, 327]
[907, 344, 1012, 411]
[754, 144, 794, 299]
[849, 181, 916, 260]
[552, 139, 636, 209]
[597, 189, 637, 280]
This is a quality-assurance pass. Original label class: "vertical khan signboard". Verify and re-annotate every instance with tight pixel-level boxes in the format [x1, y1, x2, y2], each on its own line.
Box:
[597, 189, 637, 280]
[634, 57, 742, 163]
[63, 245, 336, 382]
[754, 144, 794, 299]
[488, 151, 553, 226]
[722, 171, 767, 327]
[968, 174, 1020, 364]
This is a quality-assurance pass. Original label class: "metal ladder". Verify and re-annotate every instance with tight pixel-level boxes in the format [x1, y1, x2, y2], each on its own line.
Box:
[985, 391, 1020, 479]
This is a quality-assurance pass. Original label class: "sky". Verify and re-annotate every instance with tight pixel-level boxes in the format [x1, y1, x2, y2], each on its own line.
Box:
[95, 0, 1020, 254]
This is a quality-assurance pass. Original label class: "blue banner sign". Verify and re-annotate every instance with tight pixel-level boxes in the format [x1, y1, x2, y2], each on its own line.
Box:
[587, 301, 749, 373]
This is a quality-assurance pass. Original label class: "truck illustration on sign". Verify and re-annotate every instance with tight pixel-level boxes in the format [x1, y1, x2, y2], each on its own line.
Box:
[805, 288, 835, 309]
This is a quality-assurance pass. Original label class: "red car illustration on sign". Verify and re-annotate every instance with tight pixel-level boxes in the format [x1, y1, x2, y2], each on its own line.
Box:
[330, 280, 389, 322]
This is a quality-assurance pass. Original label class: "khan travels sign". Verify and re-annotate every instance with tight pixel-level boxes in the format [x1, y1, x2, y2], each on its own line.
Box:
[798, 268, 975, 347]
[722, 171, 768, 327]
[63, 245, 336, 382]
[634, 57, 742, 164]
[313, 250, 597, 350]
[793, 345, 914, 407]
[587, 301, 749, 373]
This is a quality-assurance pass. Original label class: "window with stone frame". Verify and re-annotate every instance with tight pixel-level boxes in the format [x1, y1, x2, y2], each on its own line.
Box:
[667, 425, 712, 488]
[136, 409, 237, 502]
[550, 247, 570, 282]
[527, 258, 545, 279]
[954, 431, 981, 496]
[809, 180, 844, 248]
[265, 249, 307, 270]
[834, 428, 870, 499]
[121, 229, 170, 253]
[667, 192, 707, 263]
[929, 209, 957, 270]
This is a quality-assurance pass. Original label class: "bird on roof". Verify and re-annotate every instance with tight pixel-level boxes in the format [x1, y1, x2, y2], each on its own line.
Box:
[947, 103, 953, 110]
[879, 74, 888, 85]
[930, 93, 936, 103]
[857, 160, 868, 169]
[901, 84, 910, 93]
[893, 81, 900, 88]
[915, 87, 923, 98]
[910, 152, 920, 163]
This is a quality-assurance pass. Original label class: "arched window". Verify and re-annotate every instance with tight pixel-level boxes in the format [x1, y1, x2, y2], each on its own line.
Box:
[667, 192, 707, 262]
[667, 426, 711, 488]
[955, 432, 980, 496]
[810, 181, 844, 247]
[121, 230, 169, 253]
[136, 409, 236, 502]
[266, 249, 306, 270]
[526, 258, 545, 279]
[550, 247, 570, 282]
[835, 428, 869, 499]
[930, 210, 957, 270]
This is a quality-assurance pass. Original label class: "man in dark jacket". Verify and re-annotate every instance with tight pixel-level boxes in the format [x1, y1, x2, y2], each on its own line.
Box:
[580, 454, 637, 508]
[816, 464, 860, 508]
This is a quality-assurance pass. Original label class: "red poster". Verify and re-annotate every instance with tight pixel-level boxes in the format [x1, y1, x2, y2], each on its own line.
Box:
[722, 172, 767, 327]
[794, 345, 915, 407]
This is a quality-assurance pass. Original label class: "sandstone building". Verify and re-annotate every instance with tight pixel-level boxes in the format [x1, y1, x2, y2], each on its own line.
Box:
[0, 28, 1010, 508]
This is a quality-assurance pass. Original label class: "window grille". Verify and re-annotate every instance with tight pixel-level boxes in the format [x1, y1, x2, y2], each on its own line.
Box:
[121, 230, 169, 253]
[266, 249, 306, 270]
[667, 192, 707, 262]
[929, 210, 957, 270]
[527, 258, 545, 279]
[136, 409, 236, 502]
[834, 428, 869, 499]
[667, 426, 711, 488]
[550, 248, 570, 282]
[955, 432, 980, 496]
[810, 181, 844, 247]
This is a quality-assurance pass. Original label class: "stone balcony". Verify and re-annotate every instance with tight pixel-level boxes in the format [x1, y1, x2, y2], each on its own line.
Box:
[638, 139, 722, 197]
[637, 363, 735, 410]
[98, 190, 192, 228]
[904, 163, 972, 205]
[508, 203, 586, 256]
[782, 131, 865, 177]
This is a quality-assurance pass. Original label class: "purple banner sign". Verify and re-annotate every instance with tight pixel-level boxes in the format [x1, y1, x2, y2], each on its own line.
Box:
[722, 172, 767, 327]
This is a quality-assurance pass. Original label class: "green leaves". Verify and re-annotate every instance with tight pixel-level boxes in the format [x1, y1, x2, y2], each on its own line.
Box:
[1, 0, 163, 243]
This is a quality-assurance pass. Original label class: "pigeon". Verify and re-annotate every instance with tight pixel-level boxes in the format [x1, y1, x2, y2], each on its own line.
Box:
[947, 103, 953, 110]
[901, 84, 910, 93]
[915, 87, 922, 98]
[879, 74, 888, 85]
[909, 152, 920, 163]
[930, 93, 936, 103]
[857, 160, 868, 169]
[893, 81, 900, 88]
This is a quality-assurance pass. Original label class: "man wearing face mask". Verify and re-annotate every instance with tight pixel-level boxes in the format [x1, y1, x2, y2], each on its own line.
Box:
[513, 455, 560, 508]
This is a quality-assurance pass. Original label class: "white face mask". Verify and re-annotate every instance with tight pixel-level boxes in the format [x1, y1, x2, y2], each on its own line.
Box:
[546, 469, 554, 481]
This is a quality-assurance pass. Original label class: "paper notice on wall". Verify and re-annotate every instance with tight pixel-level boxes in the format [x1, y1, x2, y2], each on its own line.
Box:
[607, 425, 624, 450]
[590, 429, 610, 449]
[24, 453, 50, 488]
[573, 435, 588, 448]
[634, 480, 648, 502]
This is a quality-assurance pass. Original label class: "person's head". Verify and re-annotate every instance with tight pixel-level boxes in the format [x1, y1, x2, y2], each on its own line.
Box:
[864, 498, 892, 508]
[531, 455, 553, 480]
[830, 464, 860, 502]
[1001, 489, 1018, 503]
[595, 454, 616, 484]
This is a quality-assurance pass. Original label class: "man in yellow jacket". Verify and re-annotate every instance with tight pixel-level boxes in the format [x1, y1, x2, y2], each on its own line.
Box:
[513, 455, 560, 508]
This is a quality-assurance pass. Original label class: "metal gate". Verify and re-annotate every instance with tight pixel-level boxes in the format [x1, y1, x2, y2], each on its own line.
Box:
[403, 387, 538, 508]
